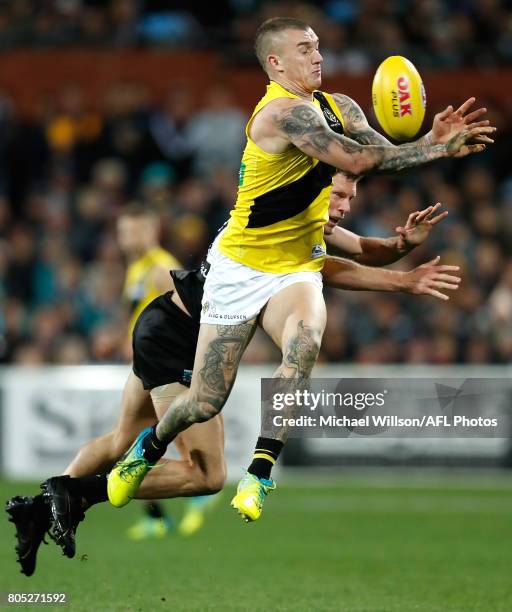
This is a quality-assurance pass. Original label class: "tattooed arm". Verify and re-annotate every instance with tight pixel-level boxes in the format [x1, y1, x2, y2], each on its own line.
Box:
[332, 93, 432, 147]
[333, 93, 492, 152]
[272, 99, 491, 176]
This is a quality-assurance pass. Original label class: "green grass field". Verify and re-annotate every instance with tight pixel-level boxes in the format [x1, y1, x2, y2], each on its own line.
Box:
[2, 472, 512, 612]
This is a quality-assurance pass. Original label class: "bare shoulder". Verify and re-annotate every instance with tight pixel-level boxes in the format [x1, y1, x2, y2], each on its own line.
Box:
[331, 92, 353, 108]
[260, 97, 321, 124]
[250, 98, 322, 153]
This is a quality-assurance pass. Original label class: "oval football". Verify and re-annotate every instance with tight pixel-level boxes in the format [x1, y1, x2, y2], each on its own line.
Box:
[372, 56, 426, 141]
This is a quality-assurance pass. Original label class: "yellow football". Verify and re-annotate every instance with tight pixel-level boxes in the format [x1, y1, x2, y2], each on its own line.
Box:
[372, 56, 426, 141]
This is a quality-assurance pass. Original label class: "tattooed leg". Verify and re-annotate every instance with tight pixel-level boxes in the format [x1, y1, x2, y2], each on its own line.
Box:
[136, 382, 226, 498]
[274, 320, 322, 379]
[264, 320, 323, 443]
[260, 282, 327, 443]
[155, 319, 257, 443]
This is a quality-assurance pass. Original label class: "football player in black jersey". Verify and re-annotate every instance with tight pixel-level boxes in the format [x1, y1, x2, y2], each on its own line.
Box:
[6, 174, 461, 574]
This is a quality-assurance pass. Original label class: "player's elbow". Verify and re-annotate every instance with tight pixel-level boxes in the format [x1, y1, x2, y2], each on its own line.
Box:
[334, 154, 372, 176]
[350, 153, 376, 175]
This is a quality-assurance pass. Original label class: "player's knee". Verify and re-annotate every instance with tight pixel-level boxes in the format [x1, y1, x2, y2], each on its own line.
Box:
[306, 326, 323, 356]
[283, 325, 323, 375]
[204, 465, 226, 494]
[200, 478, 224, 495]
[196, 470, 225, 496]
[188, 449, 226, 494]
[189, 399, 224, 423]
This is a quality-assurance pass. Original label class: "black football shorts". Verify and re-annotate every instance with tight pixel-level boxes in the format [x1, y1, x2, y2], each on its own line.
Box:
[132, 292, 200, 390]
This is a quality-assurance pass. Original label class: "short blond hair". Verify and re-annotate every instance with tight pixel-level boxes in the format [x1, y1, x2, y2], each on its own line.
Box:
[119, 203, 158, 223]
[254, 17, 309, 72]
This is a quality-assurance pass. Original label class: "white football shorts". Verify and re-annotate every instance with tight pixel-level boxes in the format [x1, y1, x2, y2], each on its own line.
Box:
[200, 239, 323, 325]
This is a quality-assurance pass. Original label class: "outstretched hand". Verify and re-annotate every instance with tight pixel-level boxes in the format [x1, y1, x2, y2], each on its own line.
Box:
[432, 97, 491, 144]
[395, 202, 448, 249]
[445, 124, 495, 157]
[403, 256, 461, 301]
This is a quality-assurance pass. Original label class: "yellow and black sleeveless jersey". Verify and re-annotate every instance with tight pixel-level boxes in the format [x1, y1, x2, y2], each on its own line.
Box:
[219, 80, 345, 273]
[124, 246, 181, 334]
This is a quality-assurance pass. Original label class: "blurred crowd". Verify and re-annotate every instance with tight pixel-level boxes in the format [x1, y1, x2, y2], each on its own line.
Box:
[0, 74, 511, 367]
[0, 0, 511, 69]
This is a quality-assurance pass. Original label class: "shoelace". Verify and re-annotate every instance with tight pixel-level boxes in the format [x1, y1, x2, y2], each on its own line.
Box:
[256, 487, 267, 507]
[118, 459, 151, 482]
[118, 459, 164, 482]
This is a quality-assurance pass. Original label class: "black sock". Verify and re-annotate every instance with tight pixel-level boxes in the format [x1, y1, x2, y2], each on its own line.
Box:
[247, 437, 284, 480]
[142, 425, 168, 463]
[145, 501, 166, 519]
[67, 474, 108, 507]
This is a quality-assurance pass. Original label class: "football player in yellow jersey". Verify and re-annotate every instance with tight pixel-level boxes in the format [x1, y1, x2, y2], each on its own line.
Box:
[107, 17, 494, 514]
[8, 172, 463, 574]
[118, 205, 181, 339]
[118, 206, 218, 538]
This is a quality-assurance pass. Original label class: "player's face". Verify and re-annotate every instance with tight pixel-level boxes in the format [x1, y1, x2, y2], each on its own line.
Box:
[276, 28, 323, 92]
[117, 216, 153, 256]
[325, 175, 357, 235]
